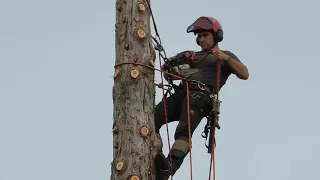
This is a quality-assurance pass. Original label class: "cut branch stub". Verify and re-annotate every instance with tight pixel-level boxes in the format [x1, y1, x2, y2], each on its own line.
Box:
[129, 175, 140, 180]
[112, 125, 119, 133]
[114, 68, 120, 78]
[149, 60, 155, 67]
[124, 43, 129, 50]
[138, 3, 146, 12]
[136, 27, 146, 40]
[130, 69, 140, 78]
[140, 126, 150, 137]
[116, 160, 127, 172]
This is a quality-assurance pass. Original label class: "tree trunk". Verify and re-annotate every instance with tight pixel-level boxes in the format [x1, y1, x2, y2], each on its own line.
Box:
[112, 0, 162, 179]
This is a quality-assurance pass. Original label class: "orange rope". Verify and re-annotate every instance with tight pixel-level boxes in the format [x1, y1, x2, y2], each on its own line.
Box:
[157, 52, 174, 180]
[208, 60, 222, 180]
[186, 81, 193, 179]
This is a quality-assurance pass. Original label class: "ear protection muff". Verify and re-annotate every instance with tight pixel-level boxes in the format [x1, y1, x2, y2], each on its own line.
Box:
[214, 30, 223, 42]
[196, 36, 200, 45]
[196, 30, 223, 46]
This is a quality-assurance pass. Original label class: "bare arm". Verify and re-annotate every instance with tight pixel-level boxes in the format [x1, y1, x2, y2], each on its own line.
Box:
[226, 55, 249, 80]
[223, 51, 249, 80]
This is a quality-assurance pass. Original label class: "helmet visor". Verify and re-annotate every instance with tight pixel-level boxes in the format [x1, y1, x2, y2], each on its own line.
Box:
[186, 17, 213, 33]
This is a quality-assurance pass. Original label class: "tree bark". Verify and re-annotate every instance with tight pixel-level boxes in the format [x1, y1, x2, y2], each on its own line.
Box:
[112, 0, 162, 179]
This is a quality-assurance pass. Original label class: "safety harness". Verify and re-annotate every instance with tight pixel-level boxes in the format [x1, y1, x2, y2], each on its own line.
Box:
[188, 80, 221, 153]
[179, 79, 221, 153]
[165, 51, 222, 153]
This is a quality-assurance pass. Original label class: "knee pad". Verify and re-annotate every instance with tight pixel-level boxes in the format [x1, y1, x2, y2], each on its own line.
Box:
[171, 139, 189, 156]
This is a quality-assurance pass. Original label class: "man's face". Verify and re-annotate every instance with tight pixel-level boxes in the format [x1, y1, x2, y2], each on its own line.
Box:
[197, 31, 214, 51]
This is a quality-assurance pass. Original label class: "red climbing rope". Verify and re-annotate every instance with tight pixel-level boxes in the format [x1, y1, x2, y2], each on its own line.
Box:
[185, 81, 193, 179]
[158, 50, 174, 180]
[208, 60, 221, 180]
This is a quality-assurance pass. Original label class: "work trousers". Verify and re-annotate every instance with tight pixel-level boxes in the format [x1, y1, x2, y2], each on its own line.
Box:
[154, 87, 213, 174]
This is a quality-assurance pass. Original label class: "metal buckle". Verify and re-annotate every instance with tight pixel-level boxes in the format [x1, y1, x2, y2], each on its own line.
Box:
[197, 83, 205, 90]
[189, 80, 206, 90]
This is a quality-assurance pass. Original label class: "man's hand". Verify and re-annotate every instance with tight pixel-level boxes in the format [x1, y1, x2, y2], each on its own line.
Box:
[212, 49, 249, 80]
[183, 50, 196, 60]
[160, 63, 170, 71]
[211, 49, 230, 61]
[167, 50, 196, 66]
[161, 62, 178, 81]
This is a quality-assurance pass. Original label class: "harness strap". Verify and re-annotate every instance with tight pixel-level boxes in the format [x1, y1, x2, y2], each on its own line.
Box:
[201, 92, 221, 153]
[181, 80, 214, 94]
[179, 80, 221, 152]
[201, 115, 216, 150]
[201, 112, 220, 151]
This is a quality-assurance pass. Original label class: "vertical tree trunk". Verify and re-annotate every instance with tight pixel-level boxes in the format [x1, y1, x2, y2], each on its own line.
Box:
[112, 0, 162, 179]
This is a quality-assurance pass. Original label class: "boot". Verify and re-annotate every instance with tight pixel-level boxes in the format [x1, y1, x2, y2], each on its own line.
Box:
[155, 139, 189, 180]
[167, 139, 189, 175]
[155, 152, 171, 180]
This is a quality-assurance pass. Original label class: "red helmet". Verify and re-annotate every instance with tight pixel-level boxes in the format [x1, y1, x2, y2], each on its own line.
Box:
[186, 16, 223, 42]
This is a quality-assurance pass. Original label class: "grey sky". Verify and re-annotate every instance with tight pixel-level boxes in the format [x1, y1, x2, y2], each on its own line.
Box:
[1, 0, 319, 180]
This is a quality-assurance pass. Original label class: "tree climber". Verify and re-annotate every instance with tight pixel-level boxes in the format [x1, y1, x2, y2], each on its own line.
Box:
[154, 16, 250, 180]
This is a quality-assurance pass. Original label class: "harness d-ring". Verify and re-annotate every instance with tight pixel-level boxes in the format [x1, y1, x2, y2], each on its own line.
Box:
[197, 83, 205, 90]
